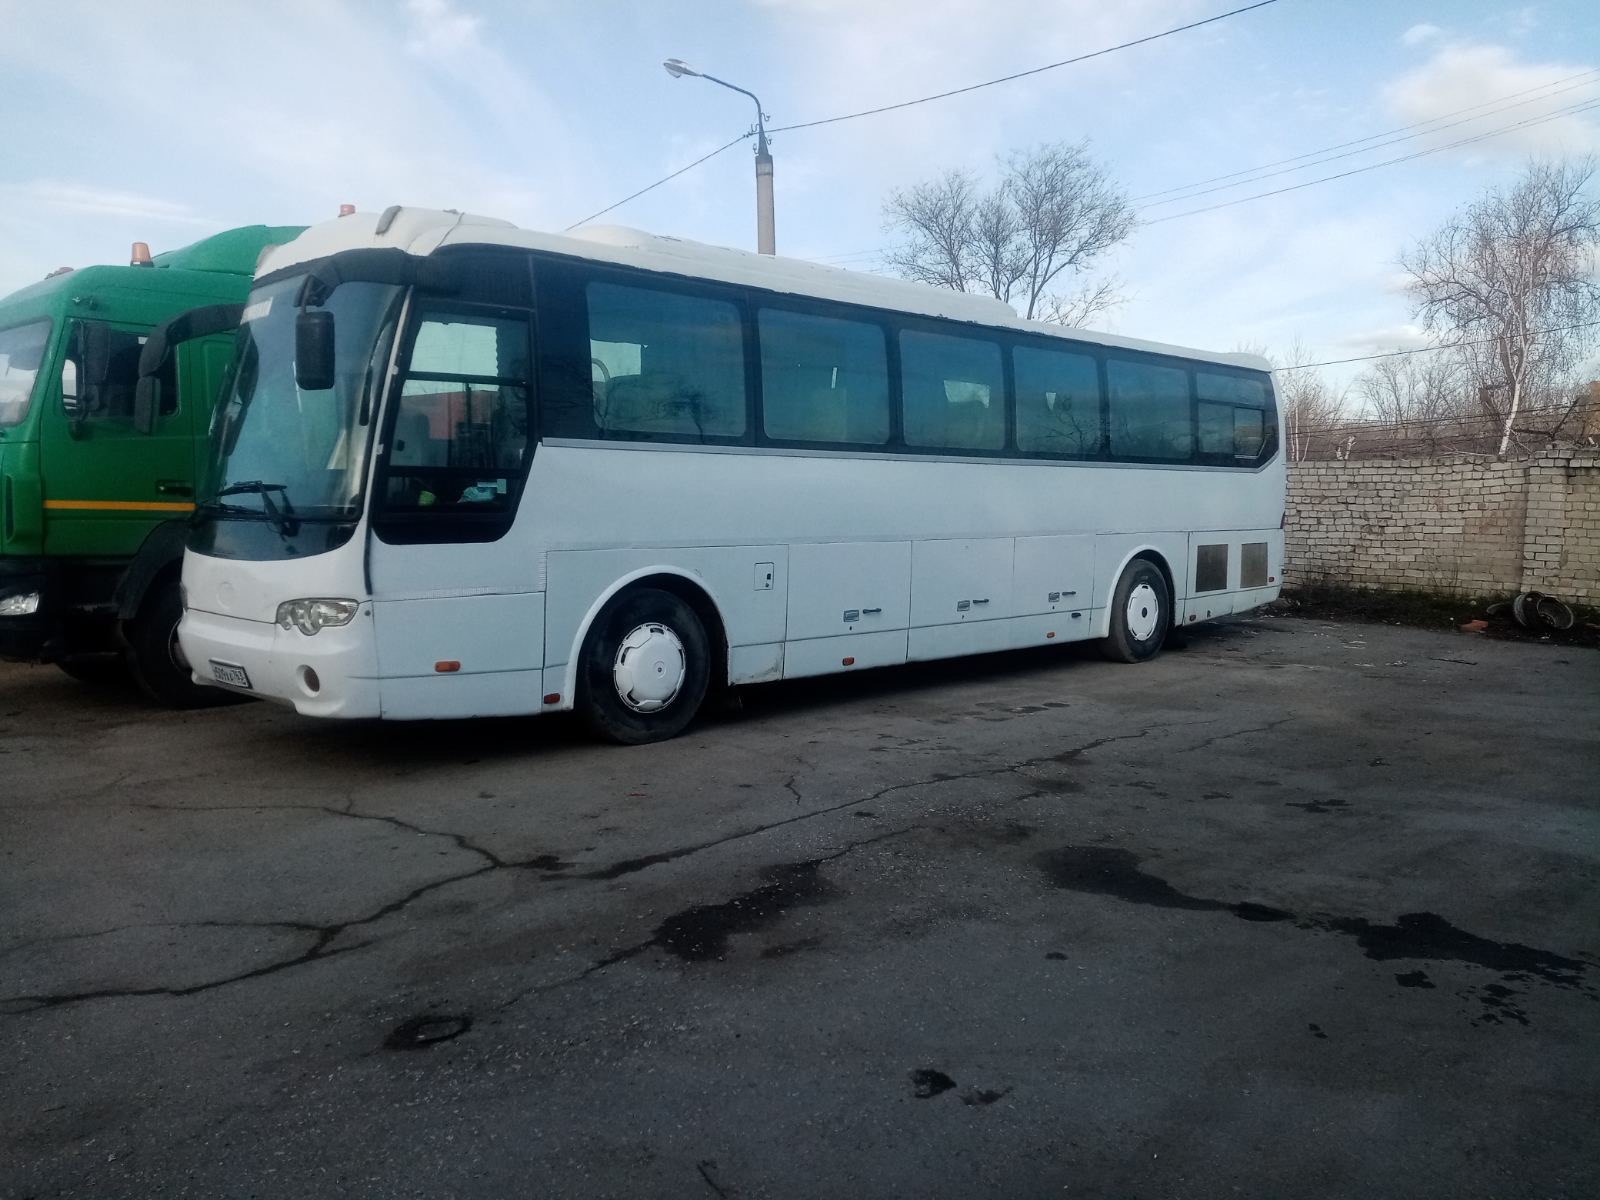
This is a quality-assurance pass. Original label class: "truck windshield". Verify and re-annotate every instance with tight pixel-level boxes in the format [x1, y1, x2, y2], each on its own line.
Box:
[0, 321, 51, 429]
[208, 278, 402, 519]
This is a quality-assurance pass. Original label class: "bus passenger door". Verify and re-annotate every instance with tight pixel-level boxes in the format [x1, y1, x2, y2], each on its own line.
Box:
[367, 291, 545, 718]
[782, 541, 910, 679]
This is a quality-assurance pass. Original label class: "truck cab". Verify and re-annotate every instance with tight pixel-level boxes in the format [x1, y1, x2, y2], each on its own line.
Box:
[0, 225, 304, 702]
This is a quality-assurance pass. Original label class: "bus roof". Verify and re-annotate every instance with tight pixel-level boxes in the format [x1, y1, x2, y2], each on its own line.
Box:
[262, 207, 1272, 374]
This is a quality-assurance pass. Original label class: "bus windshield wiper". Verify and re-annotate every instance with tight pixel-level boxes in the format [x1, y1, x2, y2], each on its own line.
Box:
[216, 480, 299, 537]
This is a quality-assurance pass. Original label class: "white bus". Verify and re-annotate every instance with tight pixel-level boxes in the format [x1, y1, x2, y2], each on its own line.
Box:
[178, 207, 1283, 743]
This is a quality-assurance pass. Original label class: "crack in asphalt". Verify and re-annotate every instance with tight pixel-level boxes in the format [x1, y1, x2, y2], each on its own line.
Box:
[1175, 716, 1298, 754]
[1, 718, 1200, 1015]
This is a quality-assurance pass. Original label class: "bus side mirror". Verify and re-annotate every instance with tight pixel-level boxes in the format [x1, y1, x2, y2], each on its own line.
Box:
[295, 309, 336, 392]
[134, 376, 159, 435]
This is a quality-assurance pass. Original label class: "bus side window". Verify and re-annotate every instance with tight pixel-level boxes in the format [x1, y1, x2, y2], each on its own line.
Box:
[898, 329, 1004, 453]
[1106, 357, 1191, 462]
[382, 309, 531, 513]
[1196, 370, 1275, 465]
[1014, 344, 1101, 457]
[758, 308, 889, 446]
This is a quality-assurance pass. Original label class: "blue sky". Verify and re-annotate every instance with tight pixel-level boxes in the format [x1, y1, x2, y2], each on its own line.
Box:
[1, 0, 1596, 391]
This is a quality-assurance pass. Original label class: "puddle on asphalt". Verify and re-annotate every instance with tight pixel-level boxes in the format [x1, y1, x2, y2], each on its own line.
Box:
[1035, 843, 1593, 1025]
[651, 859, 832, 962]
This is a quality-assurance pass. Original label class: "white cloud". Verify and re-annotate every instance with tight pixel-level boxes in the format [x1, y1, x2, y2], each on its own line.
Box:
[1400, 23, 1442, 47]
[1332, 324, 1433, 355]
[1382, 44, 1600, 157]
[0, 182, 210, 226]
[404, 0, 483, 57]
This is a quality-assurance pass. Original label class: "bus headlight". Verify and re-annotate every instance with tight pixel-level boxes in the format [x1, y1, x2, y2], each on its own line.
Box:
[276, 598, 359, 636]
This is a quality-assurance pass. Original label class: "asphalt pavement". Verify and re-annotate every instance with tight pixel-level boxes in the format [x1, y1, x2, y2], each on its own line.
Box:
[3, 614, 1597, 1199]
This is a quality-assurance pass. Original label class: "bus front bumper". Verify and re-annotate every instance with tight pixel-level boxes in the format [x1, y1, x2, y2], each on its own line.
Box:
[179, 606, 381, 718]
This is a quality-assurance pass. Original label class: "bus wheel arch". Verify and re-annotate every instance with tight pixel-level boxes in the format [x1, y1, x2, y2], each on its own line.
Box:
[575, 576, 722, 743]
[1100, 551, 1174, 664]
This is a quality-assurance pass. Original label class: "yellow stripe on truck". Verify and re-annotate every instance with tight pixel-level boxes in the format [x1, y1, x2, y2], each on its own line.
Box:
[43, 500, 197, 513]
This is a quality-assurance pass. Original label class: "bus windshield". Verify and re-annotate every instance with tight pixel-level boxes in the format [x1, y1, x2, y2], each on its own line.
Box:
[0, 320, 51, 429]
[208, 277, 402, 519]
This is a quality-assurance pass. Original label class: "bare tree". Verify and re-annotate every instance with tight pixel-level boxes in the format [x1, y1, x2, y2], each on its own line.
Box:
[1274, 340, 1348, 462]
[1354, 352, 1470, 429]
[884, 141, 1135, 325]
[1400, 157, 1600, 455]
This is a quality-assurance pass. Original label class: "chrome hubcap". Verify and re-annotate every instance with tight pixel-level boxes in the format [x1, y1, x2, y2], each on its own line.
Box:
[612, 622, 686, 713]
[1126, 582, 1160, 642]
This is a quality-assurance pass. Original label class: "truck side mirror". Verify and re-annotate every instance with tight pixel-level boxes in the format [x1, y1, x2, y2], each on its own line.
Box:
[80, 322, 112, 388]
[295, 309, 335, 392]
[134, 376, 159, 435]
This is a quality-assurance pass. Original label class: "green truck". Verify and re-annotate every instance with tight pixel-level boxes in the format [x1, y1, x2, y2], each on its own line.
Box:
[0, 225, 303, 703]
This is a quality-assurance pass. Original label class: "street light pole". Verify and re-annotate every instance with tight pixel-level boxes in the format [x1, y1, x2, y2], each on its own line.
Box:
[664, 59, 775, 255]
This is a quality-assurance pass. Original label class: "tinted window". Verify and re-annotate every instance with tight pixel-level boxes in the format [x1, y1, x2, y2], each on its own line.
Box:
[899, 329, 1004, 452]
[1106, 358, 1191, 461]
[382, 308, 530, 515]
[587, 282, 745, 441]
[1014, 344, 1100, 456]
[1196, 371, 1273, 463]
[759, 308, 889, 444]
[62, 324, 177, 421]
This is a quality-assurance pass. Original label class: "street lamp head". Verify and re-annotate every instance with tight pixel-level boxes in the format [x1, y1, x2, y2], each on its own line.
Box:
[663, 58, 700, 79]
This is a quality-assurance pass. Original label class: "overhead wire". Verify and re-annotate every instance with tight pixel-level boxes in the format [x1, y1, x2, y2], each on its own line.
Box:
[1270, 320, 1600, 372]
[1130, 67, 1600, 202]
[564, 0, 1283, 229]
[1142, 97, 1600, 223]
[764, 0, 1283, 135]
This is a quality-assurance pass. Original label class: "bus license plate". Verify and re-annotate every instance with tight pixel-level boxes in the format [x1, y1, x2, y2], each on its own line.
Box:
[210, 660, 252, 690]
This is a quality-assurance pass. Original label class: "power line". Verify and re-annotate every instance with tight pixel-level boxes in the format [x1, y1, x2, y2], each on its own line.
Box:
[767, 0, 1282, 135]
[1143, 97, 1600, 224]
[564, 133, 750, 231]
[1131, 68, 1600, 202]
[1272, 320, 1600, 372]
[810, 87, 1600, 264]
[1138, 75, 1600, 209]
[564, 1, 1282, 229]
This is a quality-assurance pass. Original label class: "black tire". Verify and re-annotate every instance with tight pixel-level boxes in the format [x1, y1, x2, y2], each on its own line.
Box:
[577, 587, 711, 745]
[1100, 558, 1171, 664]
[56, 657, 129, 685]
[125, 579, 241, 708]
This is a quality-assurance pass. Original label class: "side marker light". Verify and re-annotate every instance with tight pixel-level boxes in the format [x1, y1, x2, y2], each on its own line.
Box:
[435, 660, 460, 673]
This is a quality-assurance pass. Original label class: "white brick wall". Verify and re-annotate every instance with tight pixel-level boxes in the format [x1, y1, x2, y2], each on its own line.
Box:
[1285, 452, 1600, 606]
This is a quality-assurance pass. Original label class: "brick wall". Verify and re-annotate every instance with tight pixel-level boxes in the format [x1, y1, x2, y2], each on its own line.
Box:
[1285, 452, 1600, 606]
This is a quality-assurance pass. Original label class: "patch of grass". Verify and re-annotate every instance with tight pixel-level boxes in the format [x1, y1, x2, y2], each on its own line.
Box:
[1272, 582, 1599, 649]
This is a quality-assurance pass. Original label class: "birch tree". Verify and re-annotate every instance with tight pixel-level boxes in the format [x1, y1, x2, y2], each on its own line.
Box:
[1400, 158, 1600, 456]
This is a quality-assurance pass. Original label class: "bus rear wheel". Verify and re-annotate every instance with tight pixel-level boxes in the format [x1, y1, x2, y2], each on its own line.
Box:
[578, 587, 710, 745]
[1100, 558, 1171, 663]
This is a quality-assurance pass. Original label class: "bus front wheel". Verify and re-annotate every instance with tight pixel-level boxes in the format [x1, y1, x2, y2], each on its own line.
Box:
[578, 587, 710, 744]
[1100, 558, 1171, 664]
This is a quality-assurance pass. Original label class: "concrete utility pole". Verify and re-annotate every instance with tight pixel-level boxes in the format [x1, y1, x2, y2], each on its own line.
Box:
[664, 59, 776, 255]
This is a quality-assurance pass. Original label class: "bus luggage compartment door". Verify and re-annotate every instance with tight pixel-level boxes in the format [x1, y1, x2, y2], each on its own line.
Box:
[782, 540, 910, 679]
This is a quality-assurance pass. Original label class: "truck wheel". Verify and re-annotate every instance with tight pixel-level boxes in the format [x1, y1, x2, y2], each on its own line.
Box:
[125, 579, 239, 708]
[57, 657, 129, 685]
[1100, 558, 1171, 663]
[577, 587, 710, 745]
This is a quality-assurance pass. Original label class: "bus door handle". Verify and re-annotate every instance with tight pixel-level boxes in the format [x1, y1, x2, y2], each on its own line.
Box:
[862, 607, 882, 616]
[156, 480, 194, 497]
[971, 597, 990, 605]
